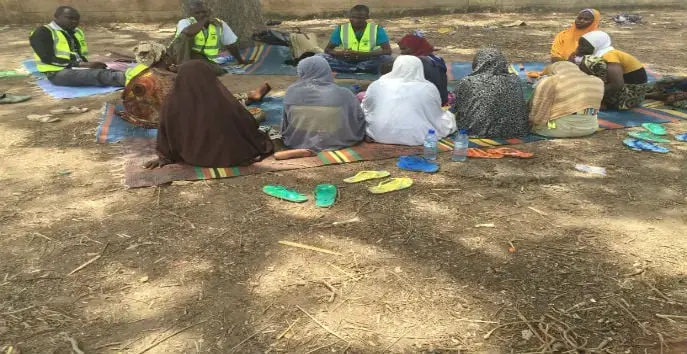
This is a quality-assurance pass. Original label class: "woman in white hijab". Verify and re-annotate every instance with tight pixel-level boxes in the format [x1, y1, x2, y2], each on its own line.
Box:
[577, 31, 648, 110]
[363, 55, 456, 146]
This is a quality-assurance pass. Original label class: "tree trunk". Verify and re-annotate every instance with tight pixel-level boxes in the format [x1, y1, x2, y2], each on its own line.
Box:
[194, 0, 265, 48]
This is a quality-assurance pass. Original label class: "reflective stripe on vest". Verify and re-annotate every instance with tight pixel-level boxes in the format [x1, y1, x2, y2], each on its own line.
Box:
[179, 17, 223, 61]
[32, 26, 88, 73]
[339, 22, 378, 52]
[125, 63, 149, 86]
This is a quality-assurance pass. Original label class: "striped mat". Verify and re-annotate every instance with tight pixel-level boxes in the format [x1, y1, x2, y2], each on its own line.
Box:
[122, 102, 685, 188]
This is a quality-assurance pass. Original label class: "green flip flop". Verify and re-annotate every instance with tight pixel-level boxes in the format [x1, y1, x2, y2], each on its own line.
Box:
[263, 185, 308, 203]
[628, 131, 671, 143]
[642, 123, 667, 136]
[314, 184, 337, 208]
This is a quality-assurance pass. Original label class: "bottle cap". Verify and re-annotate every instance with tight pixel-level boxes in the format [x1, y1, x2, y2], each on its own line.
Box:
[459, 129, 467, 134]
[428, 129, 436, 134]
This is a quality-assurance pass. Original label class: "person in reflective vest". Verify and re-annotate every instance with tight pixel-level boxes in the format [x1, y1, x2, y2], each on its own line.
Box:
[319, 5, 392, 74]
[29, 6, 125, 87]
[168, 1, 252, 76]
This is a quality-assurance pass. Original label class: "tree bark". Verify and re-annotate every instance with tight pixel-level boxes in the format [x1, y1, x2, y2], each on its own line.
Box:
[193, 0, 265, 48]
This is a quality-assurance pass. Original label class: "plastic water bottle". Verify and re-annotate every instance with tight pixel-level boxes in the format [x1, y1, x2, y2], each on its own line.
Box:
[452, 129, 469, 162]
[423, 129, 438, 161]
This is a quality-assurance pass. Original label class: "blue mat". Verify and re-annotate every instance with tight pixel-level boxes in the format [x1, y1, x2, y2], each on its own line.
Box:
[97, 97, 285, 144]
[22, 59, 122, 99]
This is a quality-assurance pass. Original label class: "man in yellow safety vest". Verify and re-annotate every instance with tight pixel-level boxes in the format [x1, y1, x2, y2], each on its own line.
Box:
[319, 5, 392, 74]
[29, 6, 125, 87]
[168, 1, 253, 75]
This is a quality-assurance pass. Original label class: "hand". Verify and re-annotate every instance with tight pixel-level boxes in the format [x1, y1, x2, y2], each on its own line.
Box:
[168, 64, 179, 73]
[143, 158, 168, 169]
[80, 61, 107, 69]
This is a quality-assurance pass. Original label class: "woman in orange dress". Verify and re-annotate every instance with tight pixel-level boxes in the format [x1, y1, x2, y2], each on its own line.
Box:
[550, 9, 600, 63]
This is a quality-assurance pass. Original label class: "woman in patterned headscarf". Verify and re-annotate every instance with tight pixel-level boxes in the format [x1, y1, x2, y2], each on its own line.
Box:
[452, 48, 529, 138]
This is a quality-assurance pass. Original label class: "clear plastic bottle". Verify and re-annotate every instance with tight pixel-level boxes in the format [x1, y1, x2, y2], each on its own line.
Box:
[423, 129, 438, 161]
[452, 129, 469, 162]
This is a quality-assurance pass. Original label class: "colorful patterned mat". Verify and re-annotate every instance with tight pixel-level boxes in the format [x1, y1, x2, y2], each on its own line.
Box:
[120, 102, 685, 188]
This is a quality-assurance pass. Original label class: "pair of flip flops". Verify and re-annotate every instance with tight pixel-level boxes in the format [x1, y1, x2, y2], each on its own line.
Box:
[624, 123, 673, 153]
[397, 156, 439, 173]
[623, 139, 670, 153]
[344, 170, 413, 194]
[263, 184, 337, 207]
[467, 147, 534, 159]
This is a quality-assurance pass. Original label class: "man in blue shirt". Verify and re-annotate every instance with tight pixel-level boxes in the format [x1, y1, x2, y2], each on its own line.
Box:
[318, 5, 392, 74]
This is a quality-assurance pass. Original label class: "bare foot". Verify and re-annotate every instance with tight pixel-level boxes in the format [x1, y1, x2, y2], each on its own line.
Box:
[247, 82, 272, 103]
[274, 149, 316, 160]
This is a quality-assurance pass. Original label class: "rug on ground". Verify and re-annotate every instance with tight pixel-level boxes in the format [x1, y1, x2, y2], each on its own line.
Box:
[120, 103, 685, 188]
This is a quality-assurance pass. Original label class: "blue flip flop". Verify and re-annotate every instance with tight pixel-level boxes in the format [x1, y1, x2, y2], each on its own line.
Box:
[397, 156, 439, 173]
[675, 133, 687, 142]
[623, 138, 670, 153]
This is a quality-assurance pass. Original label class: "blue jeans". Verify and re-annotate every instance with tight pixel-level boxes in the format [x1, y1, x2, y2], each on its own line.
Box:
[317, 53, 392, 74]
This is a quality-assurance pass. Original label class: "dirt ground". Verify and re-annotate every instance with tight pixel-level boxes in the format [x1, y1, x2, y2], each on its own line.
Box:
[1, 9, 687, 354]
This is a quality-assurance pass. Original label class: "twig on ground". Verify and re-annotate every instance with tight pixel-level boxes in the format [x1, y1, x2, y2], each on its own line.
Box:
[644, 281, 680, 304]
[34, 232, 54, 241]
[276, 318, 300, 340]
[383, 327, 412, 352]
[297, 305, 347, 342]
[137, 320, 208, 354]
[229, 323, 274, 353]
[93, 342, 122, 350]
[332, 217, 361, 226]
[452, 318, 499, 324]
[328, 263, 356, 278]
[61, 333, 85, 354]
[68, 243, 109, 276]
[305, 340, 340, 354]
[528, 206, 549, 216]
[165, 211, 196, 229]
[513, 307, 548, 350]
[656, 314, 687, 321]
[483, 321, 534, 340]
[658, 332, 665, 354]
[1, 305, 36, 316]
[431, 188, 463, 191]
[279, 241, 342, 256]
[614, 300, 650, 335]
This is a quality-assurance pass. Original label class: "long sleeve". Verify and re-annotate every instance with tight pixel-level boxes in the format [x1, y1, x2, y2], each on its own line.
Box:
[29, 26, 76, 67]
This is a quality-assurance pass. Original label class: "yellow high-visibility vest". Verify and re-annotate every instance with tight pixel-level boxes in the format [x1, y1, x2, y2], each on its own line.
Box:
[339, 22, 379, 52]
[32, 25, 89, 73]
[175, 17, 223, 61]
[125, 63, 149, 86]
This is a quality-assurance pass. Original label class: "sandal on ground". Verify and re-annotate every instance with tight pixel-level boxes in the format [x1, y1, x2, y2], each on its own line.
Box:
[396, 156, 439, 173]
[368, 177, 413, 194]
[314, 184, 337, 208]
[467, 148, 505, 159]
[343, 170, 391, 183]
[487, 147, 534, 158]
[262, 185, 309, 203]
[623, 138, 670, 153]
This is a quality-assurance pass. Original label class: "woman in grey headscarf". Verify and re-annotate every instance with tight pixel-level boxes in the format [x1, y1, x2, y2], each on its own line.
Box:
[452, 48, 529, 138]
[282, 56, 365, 151]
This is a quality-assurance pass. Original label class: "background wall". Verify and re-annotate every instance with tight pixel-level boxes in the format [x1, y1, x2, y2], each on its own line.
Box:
[0, 0, 684, 23]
